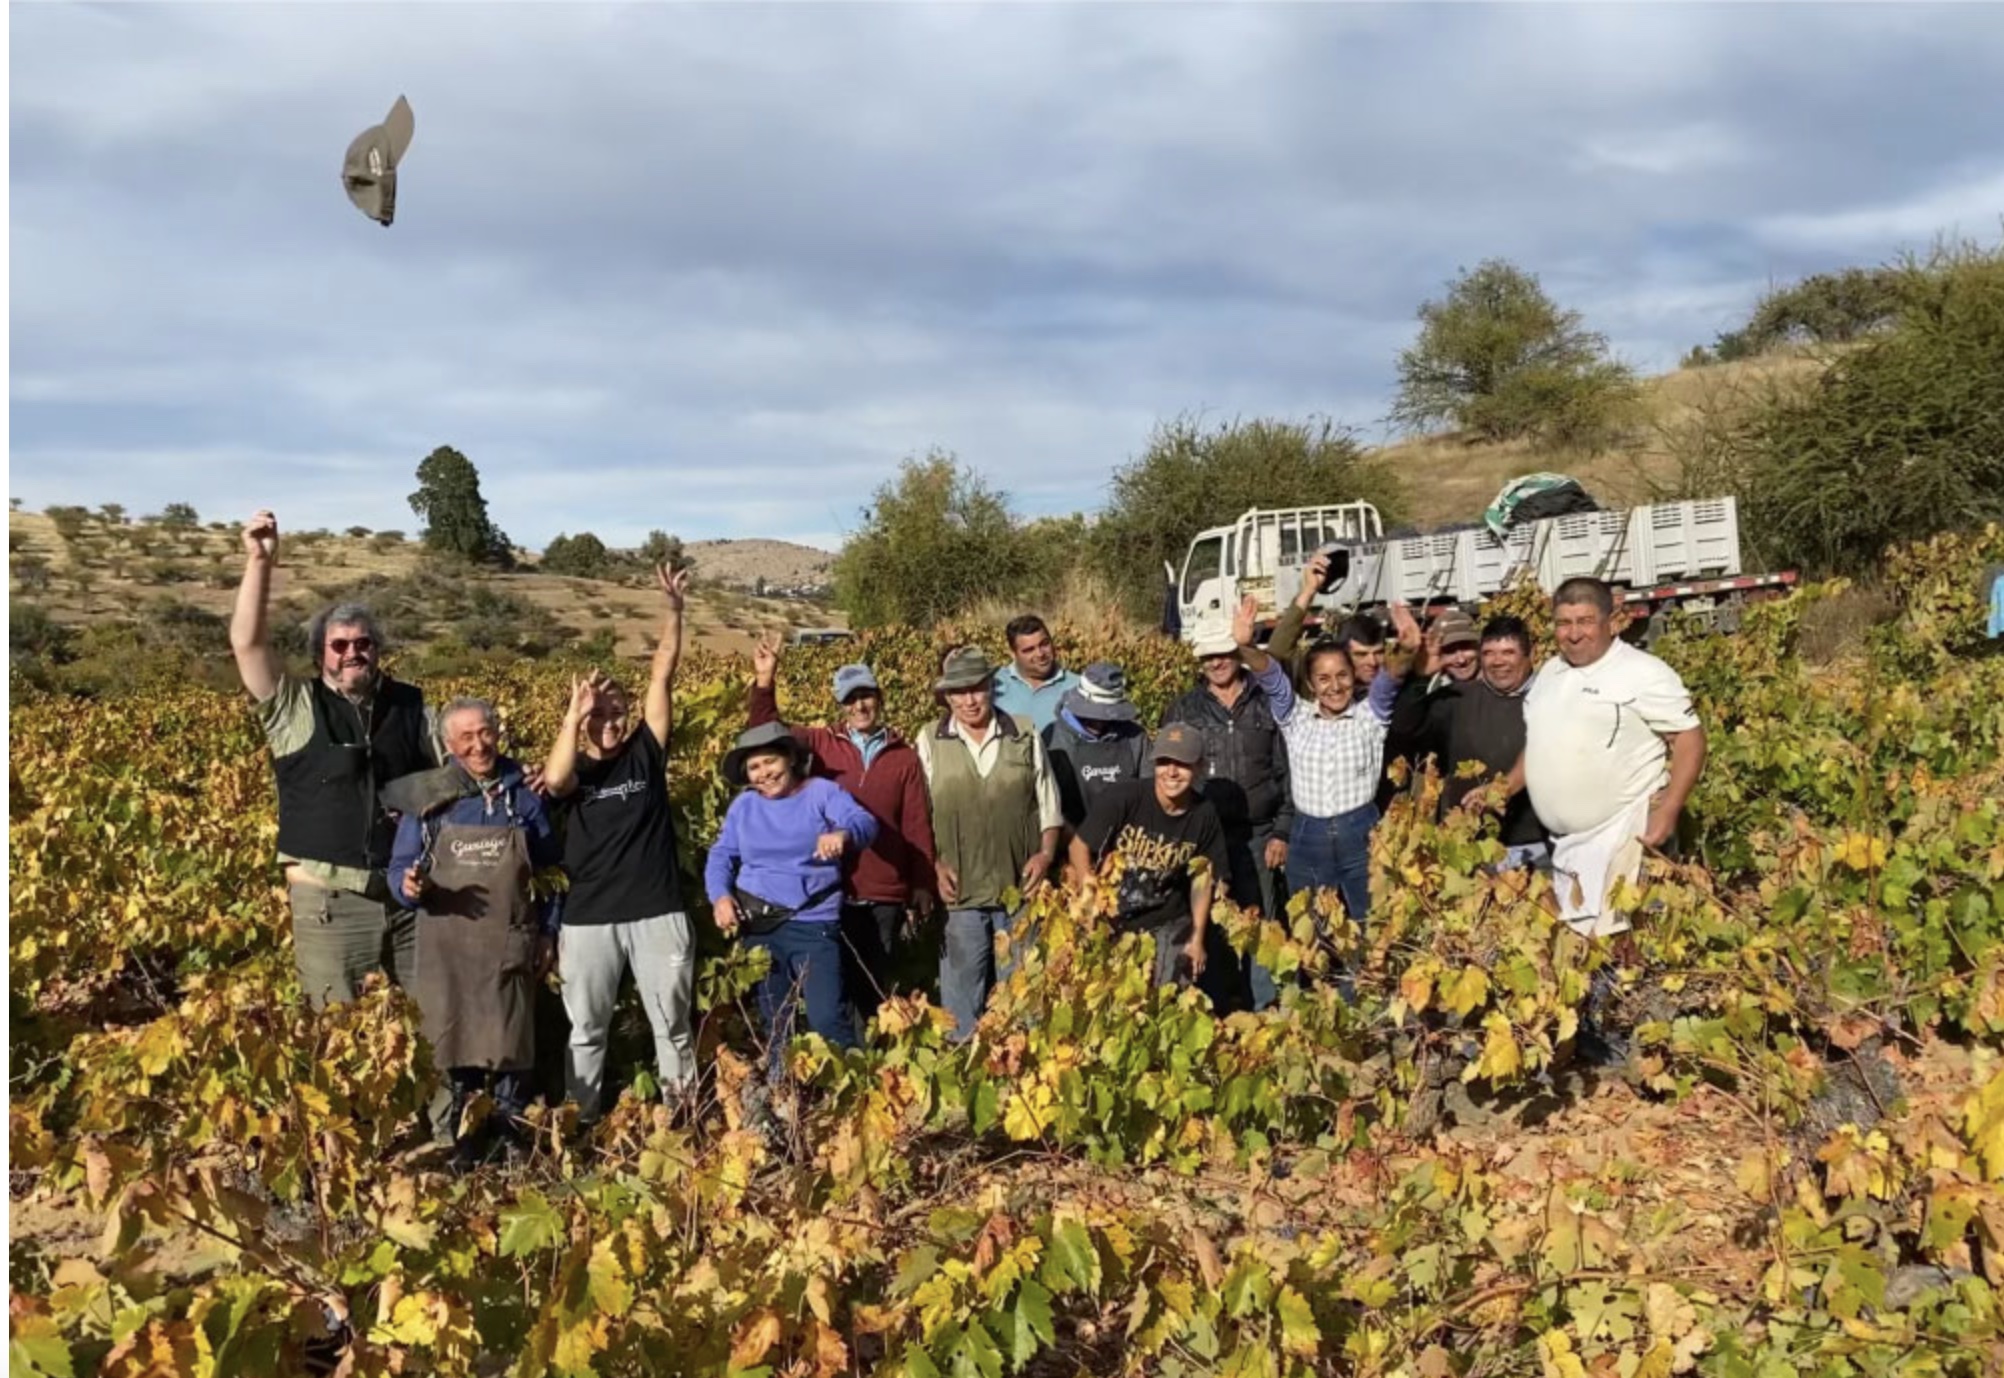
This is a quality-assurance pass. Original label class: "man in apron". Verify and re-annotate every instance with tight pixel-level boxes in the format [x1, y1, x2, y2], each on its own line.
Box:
[385, 697, 563, 1169]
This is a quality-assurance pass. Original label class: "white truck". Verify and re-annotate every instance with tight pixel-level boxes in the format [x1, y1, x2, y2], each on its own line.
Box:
[1167, 496, 1797, 647]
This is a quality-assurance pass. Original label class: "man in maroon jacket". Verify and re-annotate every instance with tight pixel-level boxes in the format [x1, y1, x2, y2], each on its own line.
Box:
[749, 634, 938, 1026]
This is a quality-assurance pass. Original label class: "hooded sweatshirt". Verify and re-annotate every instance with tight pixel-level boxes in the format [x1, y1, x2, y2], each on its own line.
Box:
[1042, 709, 1152, 828]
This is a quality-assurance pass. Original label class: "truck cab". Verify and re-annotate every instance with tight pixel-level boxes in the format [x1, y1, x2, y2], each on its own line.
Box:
[1168, 502, 1384, 641]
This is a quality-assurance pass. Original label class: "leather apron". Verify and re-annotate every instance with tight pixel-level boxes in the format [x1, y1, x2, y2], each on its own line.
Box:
[413, 807, 538, 1072]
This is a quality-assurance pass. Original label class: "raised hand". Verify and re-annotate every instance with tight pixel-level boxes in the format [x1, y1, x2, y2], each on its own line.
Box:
[752, 629, 782, 685]
[1231, 594, 1259, 650]
[657, 561, 691, 611]
[243, 510, 279, 563]
[1296, 552, 1331, 608]
[1389, 601, 1431, 652]
[564, 674, 599, 725]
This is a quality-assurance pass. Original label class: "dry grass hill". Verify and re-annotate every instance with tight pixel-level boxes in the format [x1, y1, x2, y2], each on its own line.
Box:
[7, 513, 842, 662]
[1373, 349, 1827, 528]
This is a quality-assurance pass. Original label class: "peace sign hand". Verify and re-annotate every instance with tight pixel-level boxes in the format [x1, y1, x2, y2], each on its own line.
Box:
[657, 561, 691, 611]
[752, 629, 783, 686]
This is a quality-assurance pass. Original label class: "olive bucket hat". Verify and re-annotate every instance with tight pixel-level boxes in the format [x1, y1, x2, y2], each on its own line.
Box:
[721, 721, 811, 788]
[934, 645, 1000, 695]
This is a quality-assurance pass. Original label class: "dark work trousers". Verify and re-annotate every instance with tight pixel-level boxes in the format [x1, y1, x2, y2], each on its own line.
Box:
[1225, 822, 1291, 1012]
[839, 900, 904, 1031]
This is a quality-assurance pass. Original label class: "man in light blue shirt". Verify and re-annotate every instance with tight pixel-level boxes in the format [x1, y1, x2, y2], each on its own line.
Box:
[991, 614, 1081, 734]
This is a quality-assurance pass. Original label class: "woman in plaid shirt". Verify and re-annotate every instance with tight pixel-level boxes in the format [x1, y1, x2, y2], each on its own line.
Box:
[1232, 596, 1417, 937]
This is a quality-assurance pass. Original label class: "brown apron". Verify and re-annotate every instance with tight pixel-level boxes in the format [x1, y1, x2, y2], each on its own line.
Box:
[413, 809, 538, 1072]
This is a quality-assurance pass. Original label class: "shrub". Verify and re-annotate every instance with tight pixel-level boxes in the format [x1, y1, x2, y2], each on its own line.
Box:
[1093, 415, 1402, 619]
[833, 450, 1038, 628]
[45, 505, 91, 540]
[1738, 240, 2004, 576]
[1711, 265, 1907, 361]
[541, 531, 613, 578]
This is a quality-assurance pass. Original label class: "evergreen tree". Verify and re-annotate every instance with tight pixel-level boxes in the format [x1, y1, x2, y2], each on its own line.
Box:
[409, 446, 512, 565]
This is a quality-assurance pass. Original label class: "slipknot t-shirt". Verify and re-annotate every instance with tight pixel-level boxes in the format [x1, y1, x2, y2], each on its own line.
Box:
[1077, 780, 1228, 934]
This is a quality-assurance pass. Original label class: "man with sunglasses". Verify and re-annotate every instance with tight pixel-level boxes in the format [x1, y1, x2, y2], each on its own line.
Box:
[231, 509, 443, 1008]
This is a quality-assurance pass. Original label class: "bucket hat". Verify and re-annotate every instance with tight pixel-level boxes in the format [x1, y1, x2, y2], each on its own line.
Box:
[1062, 661, 1139, 724]
[934, 645, 999, 694]
[722, 721, 811, 788]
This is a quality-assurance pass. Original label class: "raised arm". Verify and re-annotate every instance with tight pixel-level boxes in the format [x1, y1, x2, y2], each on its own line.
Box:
[1266, 552, 1329, 663]
[1235, 596, 1297, 723]
[229, 510, 283, 702]
[540, 675, 600, 800]
[747, 630, 783, 728]
[643, 563, 691, 746]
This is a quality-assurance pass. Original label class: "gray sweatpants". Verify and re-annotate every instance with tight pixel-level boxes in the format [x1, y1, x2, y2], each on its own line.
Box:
[558, 913, 697, 1118]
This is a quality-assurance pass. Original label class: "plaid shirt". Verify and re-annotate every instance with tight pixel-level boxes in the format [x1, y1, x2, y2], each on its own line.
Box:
[1253, 658, 1400, 819]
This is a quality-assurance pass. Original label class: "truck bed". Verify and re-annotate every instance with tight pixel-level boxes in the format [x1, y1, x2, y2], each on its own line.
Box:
[1286, 497, 1745, 612]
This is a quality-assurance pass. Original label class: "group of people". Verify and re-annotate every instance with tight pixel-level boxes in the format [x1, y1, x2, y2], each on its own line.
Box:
[231, 508, 1706, 1163]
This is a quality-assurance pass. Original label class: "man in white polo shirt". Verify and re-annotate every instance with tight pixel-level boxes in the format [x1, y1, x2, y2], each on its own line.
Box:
[1508, 577, 1707, 937]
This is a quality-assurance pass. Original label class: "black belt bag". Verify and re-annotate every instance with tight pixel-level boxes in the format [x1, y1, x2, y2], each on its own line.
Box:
[732, 881, 842, 937]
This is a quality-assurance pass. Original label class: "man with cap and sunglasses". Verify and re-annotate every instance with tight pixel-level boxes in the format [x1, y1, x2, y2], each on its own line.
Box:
[915, 645, 1065, 1042]
[1067, 723, 1230, 991]
[1042, 661, 1153, 831]
[747, 633, 937, 1026]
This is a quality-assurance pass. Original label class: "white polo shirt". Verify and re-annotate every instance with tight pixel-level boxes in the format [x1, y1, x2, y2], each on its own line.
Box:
[1522, 639, 1699, 838]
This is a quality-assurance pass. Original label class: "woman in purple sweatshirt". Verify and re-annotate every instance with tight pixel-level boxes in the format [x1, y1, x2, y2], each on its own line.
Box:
[705, 721, 879, 1070]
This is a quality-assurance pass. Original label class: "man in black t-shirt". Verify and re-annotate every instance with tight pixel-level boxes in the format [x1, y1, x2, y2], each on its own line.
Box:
[1067, 723, 1228, 991]
[541, 564, 696, 1120]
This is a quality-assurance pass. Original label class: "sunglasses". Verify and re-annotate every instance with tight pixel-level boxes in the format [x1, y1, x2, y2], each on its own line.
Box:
[328, 637, 375, 656]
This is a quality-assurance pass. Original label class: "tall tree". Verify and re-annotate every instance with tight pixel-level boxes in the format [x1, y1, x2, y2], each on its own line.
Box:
[1390, 259, 1637, 448]
[409, 446, 512, 565]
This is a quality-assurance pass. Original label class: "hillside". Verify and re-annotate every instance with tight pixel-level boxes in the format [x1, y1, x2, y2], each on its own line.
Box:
[682, 537, 833, 594]
[7, 512, 844, 663]
[1371, 349, 1829, 528]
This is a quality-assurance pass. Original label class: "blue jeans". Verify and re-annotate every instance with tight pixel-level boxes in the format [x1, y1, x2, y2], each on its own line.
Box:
[1286, 804, 1379, 934]
[942, 906, 1026, 1043]
[746, 919, 856, 1078]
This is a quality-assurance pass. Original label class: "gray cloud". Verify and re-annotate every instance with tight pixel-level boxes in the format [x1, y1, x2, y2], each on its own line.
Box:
[12, 3, 2004, 548]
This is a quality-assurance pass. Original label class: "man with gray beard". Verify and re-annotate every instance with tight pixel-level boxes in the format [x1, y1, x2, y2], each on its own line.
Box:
[230, 509, 444, 1008]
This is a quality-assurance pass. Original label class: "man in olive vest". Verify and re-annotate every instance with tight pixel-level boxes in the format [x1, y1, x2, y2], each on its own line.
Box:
[915, 646, 1064, 1043]
[230, 510, 442, 1008]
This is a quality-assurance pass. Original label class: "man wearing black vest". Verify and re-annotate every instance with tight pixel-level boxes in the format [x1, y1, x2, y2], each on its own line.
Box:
[230, 510, 441, 1008]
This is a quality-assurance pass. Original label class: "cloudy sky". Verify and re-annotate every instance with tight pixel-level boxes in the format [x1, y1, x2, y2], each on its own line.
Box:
[11, 3, 2004, 552]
